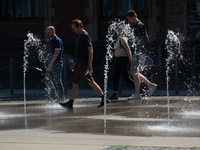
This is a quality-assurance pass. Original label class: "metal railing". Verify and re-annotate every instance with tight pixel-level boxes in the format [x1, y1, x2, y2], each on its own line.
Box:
[0, 58, 14, 95]
[0, 58, 72, 96]
[192, 44, 200, 89]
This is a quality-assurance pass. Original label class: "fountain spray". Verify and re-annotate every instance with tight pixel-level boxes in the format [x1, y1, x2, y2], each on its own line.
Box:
[104, 19, 134, 134]
[23, 33, 48, 127]
[165, 30, 182, 119]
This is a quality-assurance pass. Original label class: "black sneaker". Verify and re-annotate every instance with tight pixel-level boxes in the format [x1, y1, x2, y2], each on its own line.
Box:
[140, 89, 146, 97]
[59, 101, 73, 110]
[97, 99, 109, 108]
[108, 94, 118, 101]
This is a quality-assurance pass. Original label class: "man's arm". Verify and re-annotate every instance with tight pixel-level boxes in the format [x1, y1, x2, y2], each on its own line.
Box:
[70, 59, 76, 72]
[87, 46, 93, 73]
[51, 50, 60, 62]
[47, 50, 60, 70]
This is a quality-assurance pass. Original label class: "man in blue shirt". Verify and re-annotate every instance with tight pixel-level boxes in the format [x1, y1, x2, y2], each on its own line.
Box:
[59, 19, 107, 109]
[45, 26, 65, 102]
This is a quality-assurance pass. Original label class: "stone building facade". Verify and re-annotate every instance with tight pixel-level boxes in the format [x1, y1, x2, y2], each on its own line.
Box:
[0, 0, 199, 90]
[0, 0, 194, 59]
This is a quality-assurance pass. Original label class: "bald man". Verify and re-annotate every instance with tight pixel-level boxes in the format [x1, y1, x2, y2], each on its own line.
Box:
[45, 26, 65, 102]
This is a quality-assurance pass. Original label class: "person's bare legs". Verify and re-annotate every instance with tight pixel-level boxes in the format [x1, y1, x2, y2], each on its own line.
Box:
[131, 71, 157, 97]
[89, 80, 108, 108]
[70, 81, 104, 101]
[70, 83, 79, 101]
[138, 73, 152, 87]
[89, 81, 104, 96]
[130, 71, 140, 95]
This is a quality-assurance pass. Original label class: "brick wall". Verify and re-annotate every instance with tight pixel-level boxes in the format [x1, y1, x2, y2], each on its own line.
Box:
[156, 0, 166, 40]
[0, 23, 44, 39]
[50, 0, 90, 43]
[0, 22, 44, 63]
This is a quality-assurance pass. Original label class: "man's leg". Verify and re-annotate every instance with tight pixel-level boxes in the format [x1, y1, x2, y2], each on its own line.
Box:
[70, 83, 79, 100]
[121, 60, 146, 96]
[138, 73, 157, 96]
[128, 54, 145, 100]
[59, 82, 78, 110]
[88, 81, 104, 96]
[59, 64, 86, 110]
[138, 73, 152, 87]
[130, 71, 140, 95]
[88, 80, 109, 108]
[44, 70, 58, 100]
[51, 63, 65, 101]
[131, 71, 157, 97]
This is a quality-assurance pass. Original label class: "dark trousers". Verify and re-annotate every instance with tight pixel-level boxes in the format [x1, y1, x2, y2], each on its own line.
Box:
[113, 57, 135, 92]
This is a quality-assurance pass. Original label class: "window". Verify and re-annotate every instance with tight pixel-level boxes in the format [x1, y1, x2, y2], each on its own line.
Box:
[101, 0, 149, 18]
[187, 0, 200, 38]
[137, 0, 149, 16]
[118, 0, 133, 16]
[16, 0, 31, 18]
[1, 0, 13, 18]
[102, 0, 114, 17]
[0, 0, 45, 19]
[35, 0, 45, 17]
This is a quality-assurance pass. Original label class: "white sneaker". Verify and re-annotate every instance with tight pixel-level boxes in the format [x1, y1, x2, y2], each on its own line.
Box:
[128, 94, 141, 100]
[149, 83, 157, 96]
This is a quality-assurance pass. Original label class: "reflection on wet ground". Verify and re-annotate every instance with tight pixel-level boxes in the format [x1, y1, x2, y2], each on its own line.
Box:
[0, 97, 200, 137]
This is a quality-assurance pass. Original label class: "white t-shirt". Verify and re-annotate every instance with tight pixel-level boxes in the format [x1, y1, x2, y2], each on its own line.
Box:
[114, 36, 128, 57]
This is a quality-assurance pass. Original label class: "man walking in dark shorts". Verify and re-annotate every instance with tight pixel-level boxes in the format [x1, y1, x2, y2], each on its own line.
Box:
[59, 19, 107, 109]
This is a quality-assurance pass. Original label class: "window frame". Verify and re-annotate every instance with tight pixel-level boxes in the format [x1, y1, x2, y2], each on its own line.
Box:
[187, 0, 200, 38]
[100, 0, 149, 19]
[0, 0, 45, 20]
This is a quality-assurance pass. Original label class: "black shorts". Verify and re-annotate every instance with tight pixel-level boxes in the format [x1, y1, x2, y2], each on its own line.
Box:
[73, 64, 94, 84]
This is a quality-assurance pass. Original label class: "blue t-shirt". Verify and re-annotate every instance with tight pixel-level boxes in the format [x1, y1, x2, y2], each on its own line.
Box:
[75, 31, 92, 65]
[48, 36, 63, 63]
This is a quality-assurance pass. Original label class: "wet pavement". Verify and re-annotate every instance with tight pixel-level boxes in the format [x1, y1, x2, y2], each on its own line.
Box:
[1, 95, 200, 137]
[0, 91, 200, 149]
[104, 147, 200, 150]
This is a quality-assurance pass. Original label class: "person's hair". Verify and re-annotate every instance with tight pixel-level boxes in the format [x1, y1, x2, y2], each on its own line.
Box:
[117, 25, 127, 37]
[71, 19, 83, 28]
[46, 26, 55, 31]
[126, 10, 137, 18]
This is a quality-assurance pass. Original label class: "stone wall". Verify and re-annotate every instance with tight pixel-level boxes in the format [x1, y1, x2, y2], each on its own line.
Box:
[148, 0, 187, 41]
[48, 0, 90, 42]
[167, 0, 187, 34]
[148, 0, 166, 41]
